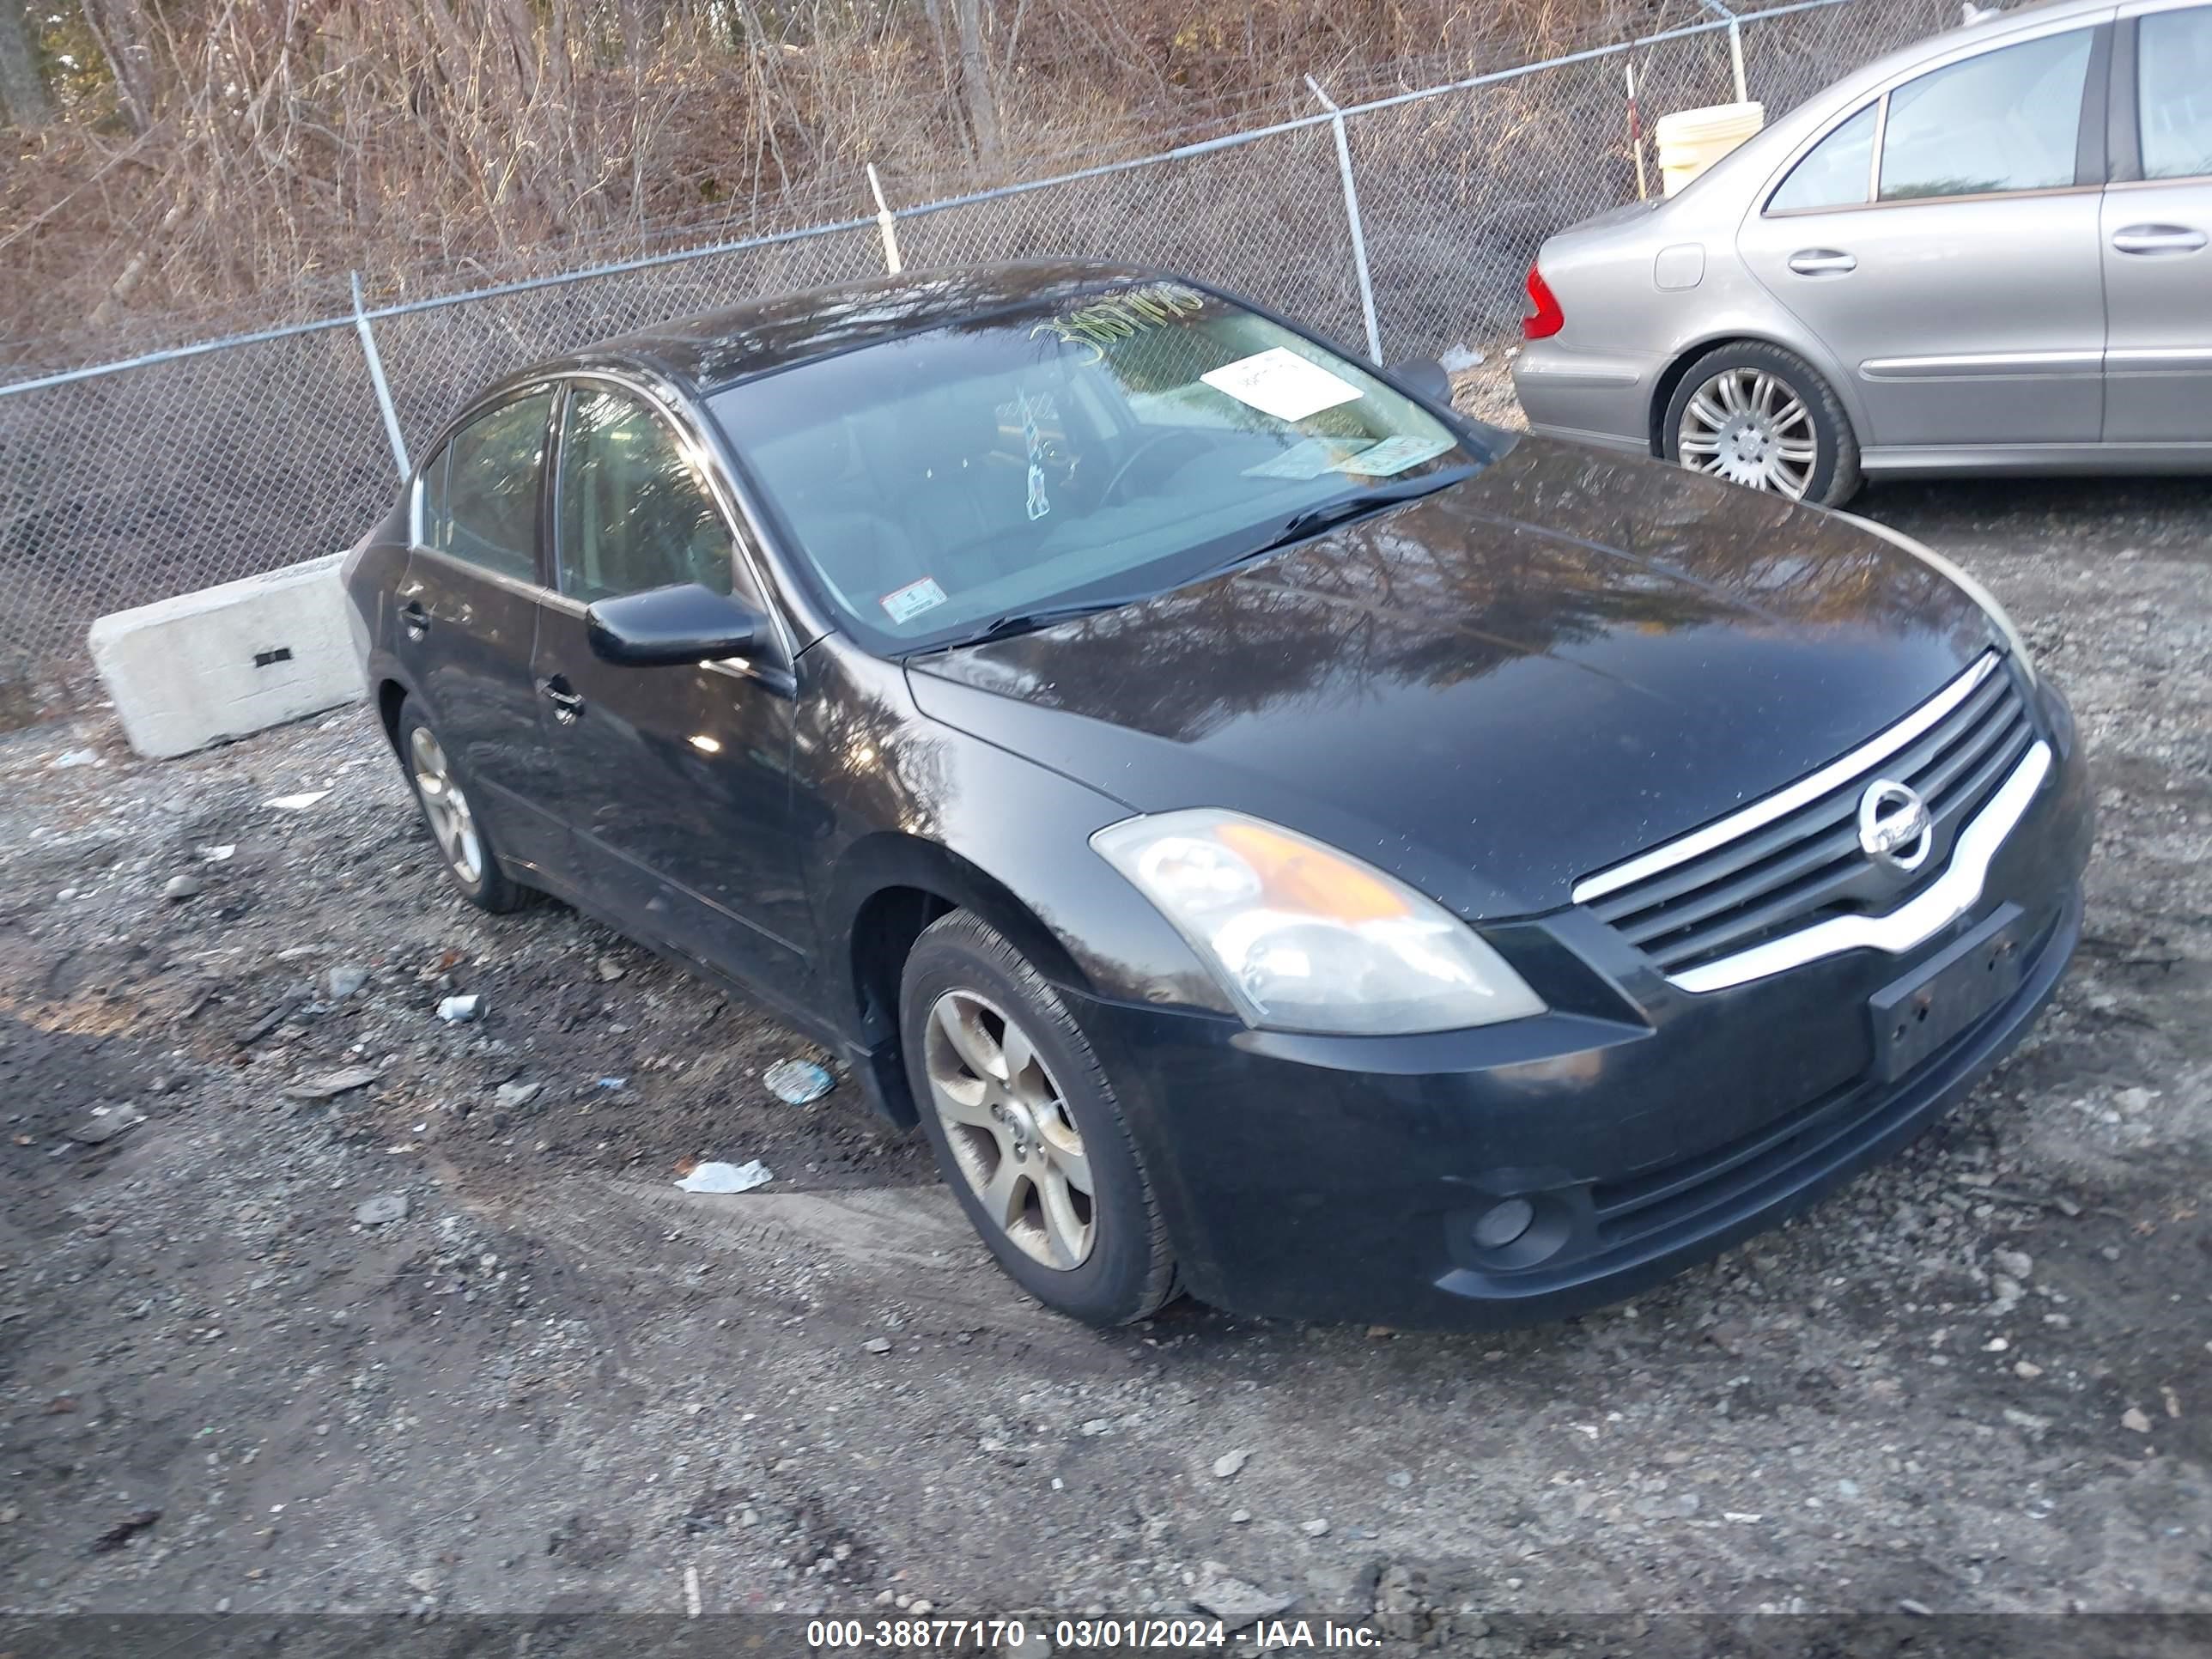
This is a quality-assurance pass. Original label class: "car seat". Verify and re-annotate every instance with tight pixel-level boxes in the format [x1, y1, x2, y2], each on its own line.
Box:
[774, 411, 931, 615]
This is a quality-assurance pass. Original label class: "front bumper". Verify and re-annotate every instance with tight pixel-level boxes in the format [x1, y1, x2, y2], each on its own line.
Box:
[1066, 687, 2092, 1328]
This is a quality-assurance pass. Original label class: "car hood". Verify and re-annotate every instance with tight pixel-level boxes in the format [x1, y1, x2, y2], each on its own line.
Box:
[904, 438, 2002, 920]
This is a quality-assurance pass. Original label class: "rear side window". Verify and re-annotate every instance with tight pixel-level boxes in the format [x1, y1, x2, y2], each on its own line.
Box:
[420, 392, 553, 583]
[2139, 7, 2212, 180]
[1770, 103, 1878, 211]
[555, 386, 738, 603]
[1877, 30, 2094, 200]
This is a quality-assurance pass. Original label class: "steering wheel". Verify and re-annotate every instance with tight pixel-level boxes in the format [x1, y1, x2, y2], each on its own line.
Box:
[1097, 430, 1185, 503]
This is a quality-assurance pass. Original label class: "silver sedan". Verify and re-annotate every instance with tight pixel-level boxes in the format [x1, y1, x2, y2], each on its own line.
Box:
[1510, 0, 2212, 502]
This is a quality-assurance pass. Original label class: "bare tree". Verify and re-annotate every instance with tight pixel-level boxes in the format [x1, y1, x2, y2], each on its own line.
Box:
[0, 0, 51, 126]
[951, 0, 1000, 165]
[80, 0, 154, 132]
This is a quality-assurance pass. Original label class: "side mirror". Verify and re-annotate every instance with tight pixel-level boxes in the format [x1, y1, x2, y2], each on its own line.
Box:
[585, 582, 762, 667]
[1389, 356, 1453, 406]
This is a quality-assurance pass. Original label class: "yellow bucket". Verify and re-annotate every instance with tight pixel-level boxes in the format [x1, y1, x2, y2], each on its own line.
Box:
[1656, 101, 1766, 196]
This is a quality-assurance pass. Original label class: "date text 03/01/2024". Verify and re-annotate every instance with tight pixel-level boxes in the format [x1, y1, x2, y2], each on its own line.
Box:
[805, 1615, 1386, 1650]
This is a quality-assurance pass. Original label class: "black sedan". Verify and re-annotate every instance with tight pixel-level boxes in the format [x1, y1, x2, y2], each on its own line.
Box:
[341, 262, 2091, 1328]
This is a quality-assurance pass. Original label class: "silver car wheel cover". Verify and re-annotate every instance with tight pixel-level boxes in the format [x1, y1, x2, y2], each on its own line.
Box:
[408, 726, 484, 887]
[923, 988, 1096, 1270]
[1677, 368, 1819, 499]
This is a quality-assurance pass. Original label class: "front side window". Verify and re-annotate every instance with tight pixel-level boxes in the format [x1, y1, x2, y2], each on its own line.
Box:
[1878, 30, 2094, 201]
[2140, 7, 2212, 180]
[422, 391, 552, 583]
[555, 387, 737, 603]
[711, 282, 1480, 653]
[1770, 103, 1878, 211]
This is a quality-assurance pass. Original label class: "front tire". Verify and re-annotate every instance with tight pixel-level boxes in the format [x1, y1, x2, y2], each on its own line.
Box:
[397, 703, 532, 913]
[1663, 341, 1862, 505]
[901, 910, 1177, 1326]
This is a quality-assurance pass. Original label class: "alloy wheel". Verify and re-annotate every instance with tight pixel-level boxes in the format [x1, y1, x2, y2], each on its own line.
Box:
[922, 988, 1096, 1270]
[1677, 367, 1819, 498]
[408, 726, 484, 886]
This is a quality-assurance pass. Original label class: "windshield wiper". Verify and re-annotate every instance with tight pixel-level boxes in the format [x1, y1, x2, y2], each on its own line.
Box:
[1243, 463, 1476, 563]
[915, 464, 1475, 654]
[929, 594, 1146, 650]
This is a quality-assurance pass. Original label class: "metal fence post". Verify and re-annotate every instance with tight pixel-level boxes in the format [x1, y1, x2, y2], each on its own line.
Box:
[1700, 0, 1753, 101]
[1305, 76, 1384, 366]
[867, 165, 905, 275]
[350, 272, 410, 479]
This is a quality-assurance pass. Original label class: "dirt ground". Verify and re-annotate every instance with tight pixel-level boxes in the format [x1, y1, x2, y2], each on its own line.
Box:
[2, 461, 2208, 1644]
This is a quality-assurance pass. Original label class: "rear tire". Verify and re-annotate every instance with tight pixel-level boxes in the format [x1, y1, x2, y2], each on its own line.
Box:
[396, 702, 533, 914]
[901, 910, 1178, 1326]
[1663, 341, 1862, 506]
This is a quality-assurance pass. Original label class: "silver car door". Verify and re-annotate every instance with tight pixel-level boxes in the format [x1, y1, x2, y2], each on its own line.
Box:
[2103, 0, 2212, 441]
[1736, 16, 2112, 451]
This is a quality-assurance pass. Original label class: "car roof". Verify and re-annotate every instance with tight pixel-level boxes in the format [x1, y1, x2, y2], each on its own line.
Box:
[556, 259, 1166, 397]
[1650, 0, 2119, 213]
[1818, 0, 2115, 103]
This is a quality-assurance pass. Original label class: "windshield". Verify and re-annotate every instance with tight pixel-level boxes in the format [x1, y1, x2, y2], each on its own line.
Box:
[708, 281, 1483, 653]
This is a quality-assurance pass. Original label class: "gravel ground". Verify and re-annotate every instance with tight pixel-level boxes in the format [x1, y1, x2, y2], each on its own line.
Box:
[2, 452, 2207, 1644]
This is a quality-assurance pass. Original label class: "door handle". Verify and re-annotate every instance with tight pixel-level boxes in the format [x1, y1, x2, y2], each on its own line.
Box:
[397, 599, 429, 640]
[2111, 223, 2207, 256]
[1787, 249, 1857, 276]
[538, 677, 586, 724]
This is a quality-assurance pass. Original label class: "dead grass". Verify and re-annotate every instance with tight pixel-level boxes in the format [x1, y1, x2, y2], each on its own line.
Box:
[0, 0, 1674, 367]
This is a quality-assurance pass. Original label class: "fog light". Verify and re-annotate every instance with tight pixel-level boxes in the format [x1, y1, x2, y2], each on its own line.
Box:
[1472, 1197, 1535, 1250]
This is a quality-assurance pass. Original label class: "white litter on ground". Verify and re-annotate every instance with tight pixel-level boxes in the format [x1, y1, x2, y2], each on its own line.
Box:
[676, 1160, 774, 1194]
[764, 1059, 835, 1104]
[265, 789, 331, 811]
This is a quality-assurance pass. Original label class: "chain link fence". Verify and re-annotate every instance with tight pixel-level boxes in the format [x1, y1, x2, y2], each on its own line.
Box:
[895, 126, 1370, 350]
[0, 0, 1957, 692]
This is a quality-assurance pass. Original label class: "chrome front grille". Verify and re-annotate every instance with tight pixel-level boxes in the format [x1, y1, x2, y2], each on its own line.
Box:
[1574, 654, 2035, 981]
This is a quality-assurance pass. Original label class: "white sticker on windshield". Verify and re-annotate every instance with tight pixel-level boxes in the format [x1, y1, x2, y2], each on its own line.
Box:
[1334, 434, 1456, 477]
[1244, 437, 1377, 481]
[1200, 348, 1364, 423]
[880, 576, 947, 624]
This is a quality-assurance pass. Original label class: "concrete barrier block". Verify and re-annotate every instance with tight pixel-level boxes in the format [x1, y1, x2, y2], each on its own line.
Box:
[88, 552, 366, 760]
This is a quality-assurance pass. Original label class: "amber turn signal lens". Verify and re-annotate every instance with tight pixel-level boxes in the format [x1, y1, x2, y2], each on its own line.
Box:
[1215, 821, 1411, 923]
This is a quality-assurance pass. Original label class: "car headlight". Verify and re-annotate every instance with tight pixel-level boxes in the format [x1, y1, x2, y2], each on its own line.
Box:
[1091, 809, 1546, 1036]
[1838, 511, 2036, 684]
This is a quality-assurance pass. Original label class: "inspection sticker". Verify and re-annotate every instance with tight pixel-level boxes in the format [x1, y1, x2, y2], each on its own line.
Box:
[1334, 434, 1456, 476]
[1200, 348, 1363, 422]
[880, 575, 947, 624]
[1244, 436, 1376, 481]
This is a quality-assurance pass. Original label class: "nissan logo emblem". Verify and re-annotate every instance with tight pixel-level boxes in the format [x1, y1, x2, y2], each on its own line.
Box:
[1857, 779, 1934, 873]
